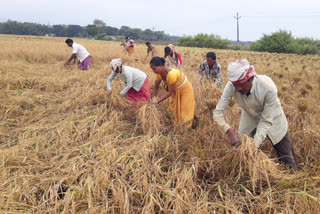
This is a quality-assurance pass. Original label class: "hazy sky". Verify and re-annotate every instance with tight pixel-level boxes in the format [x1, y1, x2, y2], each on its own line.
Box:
[1, 0, 320, 41]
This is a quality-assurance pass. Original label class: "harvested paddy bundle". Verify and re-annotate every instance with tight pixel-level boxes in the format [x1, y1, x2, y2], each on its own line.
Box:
[215, 136, 286, 193]
[205, 99, 218, 110]
[109, 92, 131, 109]
[136, 104, 168, 136]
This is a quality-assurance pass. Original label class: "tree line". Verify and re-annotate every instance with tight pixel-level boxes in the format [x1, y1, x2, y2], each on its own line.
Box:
[177, 31, 320, 55]
[1, 19, 319, 55]
[0, 19, 179, 42]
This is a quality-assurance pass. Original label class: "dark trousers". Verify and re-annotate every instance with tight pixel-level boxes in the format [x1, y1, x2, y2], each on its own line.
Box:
[251, 130, 297, 168]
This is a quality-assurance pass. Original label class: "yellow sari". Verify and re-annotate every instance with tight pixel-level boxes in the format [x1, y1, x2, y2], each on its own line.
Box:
[156, 69, 195, 128]
[128, 46, 134, 54]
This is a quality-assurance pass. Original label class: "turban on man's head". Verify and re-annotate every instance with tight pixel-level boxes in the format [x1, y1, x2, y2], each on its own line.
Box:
[227, 59, 256, 83]
[109, 58, 122, 72]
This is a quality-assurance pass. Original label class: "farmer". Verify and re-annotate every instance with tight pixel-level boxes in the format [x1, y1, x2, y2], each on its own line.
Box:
[164, 44, 182, 69]
[127, 39, 135, 54]
[64, 39, 90, 70]
[120, 37, 133, 54]
[145, 41, 157, 59]
[107, 58, 150, 103]
[120, 36, 130, 48]
[213, 59, 296, 168]
[199, 52, 223, 89]
[150, 57, 194, 128]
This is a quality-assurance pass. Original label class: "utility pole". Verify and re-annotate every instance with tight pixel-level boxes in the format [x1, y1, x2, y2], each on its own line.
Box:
[234, 12, 241, 43]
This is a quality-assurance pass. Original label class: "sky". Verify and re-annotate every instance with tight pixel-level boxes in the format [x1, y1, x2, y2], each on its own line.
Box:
[1, 0, 320, 41]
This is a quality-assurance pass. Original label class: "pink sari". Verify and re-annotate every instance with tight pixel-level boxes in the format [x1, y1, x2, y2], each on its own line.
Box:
[126, 77, 151, 103]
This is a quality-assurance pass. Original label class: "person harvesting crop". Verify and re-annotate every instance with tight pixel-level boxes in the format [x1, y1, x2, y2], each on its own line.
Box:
[199, 52, 223, 89]
[150, 57, 194, 129]
[64, 39, 90, 70]
[107, 58, 150, 103]
[213, 59, 296, 168]
[145, 41, 157, 60]
[127, 39, 135, 55]
[164, 44, 182, 69]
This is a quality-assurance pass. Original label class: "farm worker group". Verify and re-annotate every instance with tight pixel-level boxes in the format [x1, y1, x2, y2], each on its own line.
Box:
[63, 38, 296, 169]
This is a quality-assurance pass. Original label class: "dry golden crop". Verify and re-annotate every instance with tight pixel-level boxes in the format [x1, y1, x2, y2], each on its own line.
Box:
[1, 35, 320, 213]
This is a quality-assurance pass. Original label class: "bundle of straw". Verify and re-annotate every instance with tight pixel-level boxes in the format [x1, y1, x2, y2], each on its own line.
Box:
[216, 136, 289, 193]
[136, 104, 167, 136]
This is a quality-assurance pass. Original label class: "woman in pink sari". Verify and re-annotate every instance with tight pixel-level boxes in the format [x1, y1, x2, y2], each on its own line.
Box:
[107, 58, 151, 103]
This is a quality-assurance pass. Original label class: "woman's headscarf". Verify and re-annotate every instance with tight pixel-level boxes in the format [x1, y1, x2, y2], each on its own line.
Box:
[109, 58, 122, 72]
[129, 39, 134, 44]
[227, 59, 256, 83]
[168, 44, 174, 50]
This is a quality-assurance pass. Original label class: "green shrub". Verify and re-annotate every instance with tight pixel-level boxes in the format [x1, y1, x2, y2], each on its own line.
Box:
[251, 30, 320, 55]
[96, 34, 112, 41]
[178, 34, 230, 49]
[232, 45, 241, 50]
[101, 35, 112, 41]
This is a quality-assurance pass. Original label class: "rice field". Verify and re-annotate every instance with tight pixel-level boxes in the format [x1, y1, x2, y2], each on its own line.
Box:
[0, 34, 320, 213]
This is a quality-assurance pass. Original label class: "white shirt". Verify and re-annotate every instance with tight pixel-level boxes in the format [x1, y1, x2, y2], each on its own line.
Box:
[72, 43, 90, 62]
[213, 75, 288, 146]
[107, 65, 147, 95]
[167, 50, 181, 67]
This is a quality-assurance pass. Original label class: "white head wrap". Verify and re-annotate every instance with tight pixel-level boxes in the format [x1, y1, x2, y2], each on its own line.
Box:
[109, 58, 122, 72]
[227, 59, 256, 83]
[168, 44, 174, 50]
[129, 39, 134, 43]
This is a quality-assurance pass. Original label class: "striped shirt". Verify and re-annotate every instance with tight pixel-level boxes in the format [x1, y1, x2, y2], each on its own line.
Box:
[199, 60, 222, 88]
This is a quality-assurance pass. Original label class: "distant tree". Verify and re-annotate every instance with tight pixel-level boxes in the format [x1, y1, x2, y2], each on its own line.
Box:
[67, 25, 86, 37]
[143, 29, 153, 40]
[105, 26, 119, 36]
[85, 24, 98, 37]
[93, 19, 107, 35]
[52, 25, 67, 37]
[119, 26, 131, 37]
[131, 28, 143, 39]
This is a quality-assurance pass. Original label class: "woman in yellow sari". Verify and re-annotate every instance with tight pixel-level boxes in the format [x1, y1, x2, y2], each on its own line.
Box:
[150, 57, 195, 128]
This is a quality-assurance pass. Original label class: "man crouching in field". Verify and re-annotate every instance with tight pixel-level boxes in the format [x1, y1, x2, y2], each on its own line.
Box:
[64, 39, 90, 70]
[213, 59, 297, 168]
